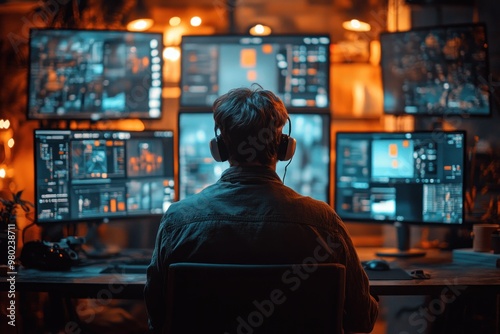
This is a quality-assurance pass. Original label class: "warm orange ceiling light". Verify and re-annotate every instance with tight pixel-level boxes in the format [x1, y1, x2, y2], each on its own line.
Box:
[342, 19, 371, 32]
[125, 1, 154, 31]
[127, 18, 154, 31]
[169, 16, 181, 26]
[249, 24, 272, 36]
[190, 16, 202, 27]
[163, 46, 181, 61]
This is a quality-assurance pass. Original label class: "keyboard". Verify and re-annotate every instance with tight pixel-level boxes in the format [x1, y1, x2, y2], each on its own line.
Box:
[363, 267, 413, 280]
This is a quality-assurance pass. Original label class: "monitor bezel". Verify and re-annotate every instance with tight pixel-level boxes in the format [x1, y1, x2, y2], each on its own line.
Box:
[179, 34, 331, 112]
[33, 128, 175, 225]
[379, 23, 491, 118]
[27, 28, 165, 121]
[334, 130, 467, 226]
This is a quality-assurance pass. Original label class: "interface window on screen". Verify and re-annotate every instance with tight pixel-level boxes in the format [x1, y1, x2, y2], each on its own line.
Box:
[178, 112, 331, 203]
[380, 23, 490, 116]
[28, 29, 163, 120]
[335, 132, 465, 225]
[180, 35, 330, 110]
[34, 130, 175, 224]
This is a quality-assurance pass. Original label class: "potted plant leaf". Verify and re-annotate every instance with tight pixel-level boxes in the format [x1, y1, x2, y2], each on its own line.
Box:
[0, 190, 34, 265]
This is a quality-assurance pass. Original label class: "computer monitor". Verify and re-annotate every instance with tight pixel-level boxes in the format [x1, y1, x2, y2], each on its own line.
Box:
[34, 129, 175, 225]
[380, 23, 490, 117]
[335, 131, 466, 257]
[180, 35, 330, 110]
[178, 111, 331, 203]
[28, 29, 164, 121]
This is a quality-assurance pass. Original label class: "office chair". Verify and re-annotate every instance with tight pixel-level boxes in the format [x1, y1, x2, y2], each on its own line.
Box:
[165, 262, 346, 334]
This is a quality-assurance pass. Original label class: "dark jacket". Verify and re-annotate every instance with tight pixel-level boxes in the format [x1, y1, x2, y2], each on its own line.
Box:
[144, 165, 378, 333]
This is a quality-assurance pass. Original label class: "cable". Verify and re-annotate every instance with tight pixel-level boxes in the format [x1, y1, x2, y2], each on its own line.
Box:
[282, 116, 293, 184]
[282, 156, 293, 184]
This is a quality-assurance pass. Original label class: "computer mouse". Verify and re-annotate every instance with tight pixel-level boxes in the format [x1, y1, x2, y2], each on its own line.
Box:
[363, 259, 390, 271]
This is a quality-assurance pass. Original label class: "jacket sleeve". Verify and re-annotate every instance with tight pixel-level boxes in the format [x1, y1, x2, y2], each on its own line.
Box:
[335, 218, 379, 333]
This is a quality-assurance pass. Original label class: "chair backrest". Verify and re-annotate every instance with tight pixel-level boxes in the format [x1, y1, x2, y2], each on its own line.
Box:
[165, 262, 346, 334]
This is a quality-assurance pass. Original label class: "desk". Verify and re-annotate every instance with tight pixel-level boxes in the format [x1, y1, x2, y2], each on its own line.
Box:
[1, 248, 499, 298]
[1, 248, 500, 333]
[359, 247, 500, 334]
[358, 247, 500, 296]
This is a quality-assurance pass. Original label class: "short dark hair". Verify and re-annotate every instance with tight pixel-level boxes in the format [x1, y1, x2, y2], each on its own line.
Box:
[212, 85, 289, 165]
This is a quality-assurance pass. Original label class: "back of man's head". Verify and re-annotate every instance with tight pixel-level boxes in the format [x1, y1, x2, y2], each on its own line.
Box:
[212, 85, 289, 166]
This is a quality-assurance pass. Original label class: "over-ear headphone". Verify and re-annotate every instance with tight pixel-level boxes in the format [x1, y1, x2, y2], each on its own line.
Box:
[210, 117, 296, 162]
[277, 133, 296, 161]
[209, 134, 229, 162]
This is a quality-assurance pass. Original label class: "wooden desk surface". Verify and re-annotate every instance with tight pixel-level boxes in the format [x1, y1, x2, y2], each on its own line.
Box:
[358, 247, 500, 295]
[1, 248, 499, 299]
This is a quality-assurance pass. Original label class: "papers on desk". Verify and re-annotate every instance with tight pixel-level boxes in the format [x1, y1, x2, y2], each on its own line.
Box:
[452, 248, 500, 267]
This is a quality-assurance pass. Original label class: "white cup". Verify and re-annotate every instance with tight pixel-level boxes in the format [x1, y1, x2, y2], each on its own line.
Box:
[472, 224, 500, 252]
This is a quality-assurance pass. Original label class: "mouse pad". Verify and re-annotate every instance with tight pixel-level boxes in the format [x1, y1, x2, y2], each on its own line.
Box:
[365, 268, 413, 280]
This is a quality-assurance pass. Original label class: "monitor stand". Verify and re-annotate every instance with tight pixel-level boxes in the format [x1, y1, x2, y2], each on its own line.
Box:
[375, 222, 426, 258]
[82, 221, 121, 259]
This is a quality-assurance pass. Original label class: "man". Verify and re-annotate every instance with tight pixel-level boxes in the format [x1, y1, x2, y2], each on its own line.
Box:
[144, 86, 378, 333]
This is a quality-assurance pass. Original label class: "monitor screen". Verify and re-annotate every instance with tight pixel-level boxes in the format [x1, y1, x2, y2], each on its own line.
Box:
[380, 23, 490, 116]
[28, 29, 164, 121]
[34, 129, 175, 224]
[335, 131, 466, 225]
[180, 35, 330, 110]
[178, 112, 331, 203]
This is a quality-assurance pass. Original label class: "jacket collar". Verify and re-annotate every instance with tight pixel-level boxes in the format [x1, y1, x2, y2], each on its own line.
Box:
[220, 165, 282, 184]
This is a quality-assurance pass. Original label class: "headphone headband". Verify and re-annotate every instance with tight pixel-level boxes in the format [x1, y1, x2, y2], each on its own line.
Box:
[210, 117, 295, 162]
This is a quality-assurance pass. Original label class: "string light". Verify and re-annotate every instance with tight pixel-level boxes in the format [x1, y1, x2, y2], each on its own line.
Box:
[0, 119, 10, 129]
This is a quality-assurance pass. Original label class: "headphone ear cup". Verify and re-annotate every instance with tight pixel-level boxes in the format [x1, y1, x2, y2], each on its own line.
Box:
[277, 134, 296, 161]
[210, 135, 229, 162]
